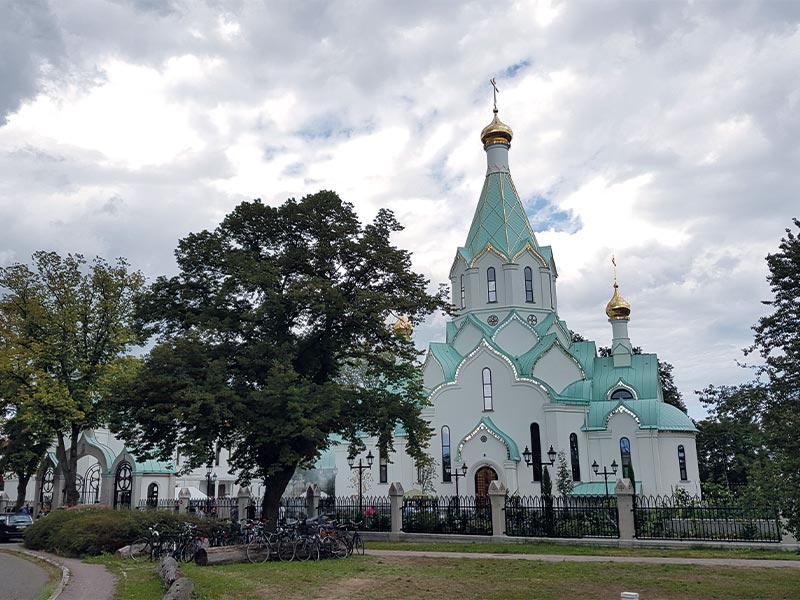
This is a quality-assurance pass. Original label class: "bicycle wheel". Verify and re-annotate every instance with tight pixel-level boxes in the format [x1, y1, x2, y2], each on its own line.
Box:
[246, 539, 270, 564]
[328, 537, 348, 559]
[277, 537, 295, 562]
[129, 538, 150, 561]
[352, 534, 364, 556]
[293, 537, 313, 561]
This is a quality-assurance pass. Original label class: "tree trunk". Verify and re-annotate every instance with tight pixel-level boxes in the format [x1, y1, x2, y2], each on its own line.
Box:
[261, 466, 296, 531]
[14, 474, 31, 512]
[55, 428, 81, 506]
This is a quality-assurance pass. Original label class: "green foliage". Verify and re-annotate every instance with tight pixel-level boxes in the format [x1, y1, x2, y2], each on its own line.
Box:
[108, 192, 447, 525]
[555, 450, 573, 497]
[0, 252, 143, 505]
[23, 507, 202, 557]
[541, 465, 553, 498]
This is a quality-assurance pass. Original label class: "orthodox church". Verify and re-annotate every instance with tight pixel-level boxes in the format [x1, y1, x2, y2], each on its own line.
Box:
[334, 103, 698, 498]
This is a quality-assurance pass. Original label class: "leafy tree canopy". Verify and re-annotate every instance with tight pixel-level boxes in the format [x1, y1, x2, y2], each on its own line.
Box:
[108, 192, 447, 523]
[0, 252, 144, 505]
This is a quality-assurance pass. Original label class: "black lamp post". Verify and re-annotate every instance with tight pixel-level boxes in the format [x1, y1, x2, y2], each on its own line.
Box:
[347, 451, 374, 515]
[591, 459, 618, 500]
[522, 444, 557, 482]
[205, 466, 217, 512]
[446, 462, 469, 497]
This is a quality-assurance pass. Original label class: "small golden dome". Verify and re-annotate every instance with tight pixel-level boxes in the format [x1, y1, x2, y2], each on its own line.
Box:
[392, 314, 413, 338]
[605, 282, 631, 320]
[480, 109, 513, 148]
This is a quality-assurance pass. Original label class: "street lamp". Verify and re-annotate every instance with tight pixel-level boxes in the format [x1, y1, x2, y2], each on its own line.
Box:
[522, 444, 557, 482]
[348, 451, 374, 515]
[446, 462, 469, 497]
[205, 466, 217, 512]
[591, 459, 618, 500]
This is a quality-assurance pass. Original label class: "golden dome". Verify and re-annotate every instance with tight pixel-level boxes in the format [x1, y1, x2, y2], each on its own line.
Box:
[605, 282, 631, 321]
[391, 314, 413, 338]
[480, 109, 513, 148]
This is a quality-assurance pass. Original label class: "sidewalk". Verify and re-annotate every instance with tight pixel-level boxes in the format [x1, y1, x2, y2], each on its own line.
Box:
[9, 545, 117, 600]
[366, 548, 800, 569]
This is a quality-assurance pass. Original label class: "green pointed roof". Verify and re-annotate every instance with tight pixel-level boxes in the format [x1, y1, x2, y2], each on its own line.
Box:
[458, 172, 542, 266]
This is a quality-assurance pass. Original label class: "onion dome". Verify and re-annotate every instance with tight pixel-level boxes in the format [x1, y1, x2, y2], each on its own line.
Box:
[480, 109, 513, 148]
[392, 314, 413, 338]
[605, 282, 631, 321]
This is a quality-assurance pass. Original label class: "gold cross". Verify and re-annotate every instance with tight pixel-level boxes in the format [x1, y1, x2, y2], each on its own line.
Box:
[490, 78, 499, 112]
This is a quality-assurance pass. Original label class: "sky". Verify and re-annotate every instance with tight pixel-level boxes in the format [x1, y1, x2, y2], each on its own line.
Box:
[1, 0, 798, 420]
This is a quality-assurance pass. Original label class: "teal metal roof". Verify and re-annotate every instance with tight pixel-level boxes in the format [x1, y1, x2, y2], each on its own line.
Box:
[568, 341, 597, 377]
[583, 399, 696, 432]
[458, 172, 542, 266]
[592, 354, 660, 400]
[133, 456, 175, 474]
[81, 431, 118, 472]
[429, 342, 463, 382]
[569, 481, 642, 496]
[517, 333, 558, 375]
[456, 416, 521, 462]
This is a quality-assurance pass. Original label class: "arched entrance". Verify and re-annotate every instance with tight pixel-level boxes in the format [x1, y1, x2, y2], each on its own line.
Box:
[82, 464, 101, 504]
[474, 465, 498, 497]
[40, 467, 54, 509]
[113, 461, 133, 508]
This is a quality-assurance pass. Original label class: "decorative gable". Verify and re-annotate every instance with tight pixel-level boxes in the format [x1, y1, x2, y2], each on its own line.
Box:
[492, 315, 539, 357]
[532, 343, 584, 393]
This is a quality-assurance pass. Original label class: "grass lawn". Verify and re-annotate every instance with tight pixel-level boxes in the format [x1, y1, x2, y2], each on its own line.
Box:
[367, 540, 800, 561]
[92, 553, 800, 600]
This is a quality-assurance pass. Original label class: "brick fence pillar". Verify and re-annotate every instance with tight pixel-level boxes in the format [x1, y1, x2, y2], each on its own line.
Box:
[615, 478, 635, 545]
[488, 480, 507, 539]
[307, 484, 321, 519]
[389, 482, 404, 541]
[178, 487, 191, 515]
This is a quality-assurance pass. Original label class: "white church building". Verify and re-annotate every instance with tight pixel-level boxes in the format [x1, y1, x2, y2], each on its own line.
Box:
[335, 104, 699, 498]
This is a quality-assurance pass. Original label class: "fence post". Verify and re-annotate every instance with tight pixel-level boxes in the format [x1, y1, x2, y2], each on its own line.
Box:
[178, 487, 191, 515]
[488, 480, 507, 539]
[389, 482, 404, 541]
[780, 515, 798, 545]
[306, 485, 321, 519]
[237, 486, 250, 522]
[615, 478, 635, 544]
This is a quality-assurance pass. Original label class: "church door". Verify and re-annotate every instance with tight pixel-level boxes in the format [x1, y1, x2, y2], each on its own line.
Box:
[474, 466, 498, 498]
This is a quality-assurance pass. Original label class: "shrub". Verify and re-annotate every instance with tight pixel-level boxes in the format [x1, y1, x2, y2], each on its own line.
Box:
[23, 507, 209, 557]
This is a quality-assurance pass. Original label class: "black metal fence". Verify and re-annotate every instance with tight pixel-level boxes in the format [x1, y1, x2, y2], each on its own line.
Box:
[317, 495, 392, 532]
[634, 494, 782, 542]
[505, 495, 619, 538]
[280, 496, 308, 521]
[402, 496, 492, 535]
[137, 498, 178, 511]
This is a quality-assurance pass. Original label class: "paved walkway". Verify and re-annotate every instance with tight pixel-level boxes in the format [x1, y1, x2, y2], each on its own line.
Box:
[0, 550, 50, 600]
[5, 544, 116, 600]
[366, 548, 800, 569]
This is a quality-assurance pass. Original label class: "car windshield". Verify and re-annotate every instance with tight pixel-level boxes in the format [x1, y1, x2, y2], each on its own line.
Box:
[11, 516, 32, 524]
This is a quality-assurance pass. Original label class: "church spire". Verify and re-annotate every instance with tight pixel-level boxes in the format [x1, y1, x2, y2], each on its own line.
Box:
[606, 256, 633, 367]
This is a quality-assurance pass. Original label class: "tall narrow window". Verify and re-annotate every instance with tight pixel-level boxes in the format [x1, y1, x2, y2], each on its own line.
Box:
[530, 423, 542, 482]
[441, 426, 452, 482]
[678, 445, 688, 481]
[487, 267, 497, 303]
[460, 274, 465, 309]
[482, 368, 493, 410]
[147, 482, 158, 506]
[524, 267, 534, 303]
[569, 433, 581, 481]
[379, 449, 388, 483]
[620, 437, 633, 480]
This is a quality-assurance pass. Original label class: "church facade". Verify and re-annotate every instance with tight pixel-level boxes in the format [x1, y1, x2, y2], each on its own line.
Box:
[335, 106, 699, 498]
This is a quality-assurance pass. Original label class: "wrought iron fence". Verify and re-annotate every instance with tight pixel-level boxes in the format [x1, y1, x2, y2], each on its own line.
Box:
[318, 495, 392, 531]
[634, 494, 782, 542]
[505, 495, 619, 538]
[137, 498, 179, 511]
[401, 496, 492, 535]
[280, 496, 309, 521]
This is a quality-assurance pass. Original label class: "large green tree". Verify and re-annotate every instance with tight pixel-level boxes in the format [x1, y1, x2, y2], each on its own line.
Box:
[0, 411, 52, 510]
[744, 218, 800, 531]
[108, 192, 446, 525]
[0, 252, 144, 506]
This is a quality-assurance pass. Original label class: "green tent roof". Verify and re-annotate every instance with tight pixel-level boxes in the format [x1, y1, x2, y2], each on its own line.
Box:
[583, 399, 696, 432]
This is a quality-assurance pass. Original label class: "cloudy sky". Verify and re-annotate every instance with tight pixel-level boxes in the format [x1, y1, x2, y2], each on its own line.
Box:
[2, 0, 798, 418]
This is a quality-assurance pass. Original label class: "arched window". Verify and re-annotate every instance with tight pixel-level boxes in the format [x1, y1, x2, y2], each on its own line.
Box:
[610, 388, 634, 400]
[379, 449, 388, 483]
[147, 482, 159, 506]
[460, 274, 465, 309]
[569, 433, 581, 481]
[530, 423, 542, 482]
[678, 445, 688, 481]
[482, 368, 493, 410]
[524, 267, 534, 303]
[620, 437, 633, 480]
[487, 267, 497, 303]
[441, 426, 452, 482]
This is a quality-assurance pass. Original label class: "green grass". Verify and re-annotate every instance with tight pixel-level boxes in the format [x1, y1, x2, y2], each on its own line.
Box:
[91, 554, 800, 600]
[367, 540, 800, 560]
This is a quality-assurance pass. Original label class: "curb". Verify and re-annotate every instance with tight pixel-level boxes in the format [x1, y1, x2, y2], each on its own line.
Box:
[8, 548, 71, 600]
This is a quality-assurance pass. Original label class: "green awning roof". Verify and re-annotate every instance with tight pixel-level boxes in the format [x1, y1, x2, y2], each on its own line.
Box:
[568, 481, 642, 496]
